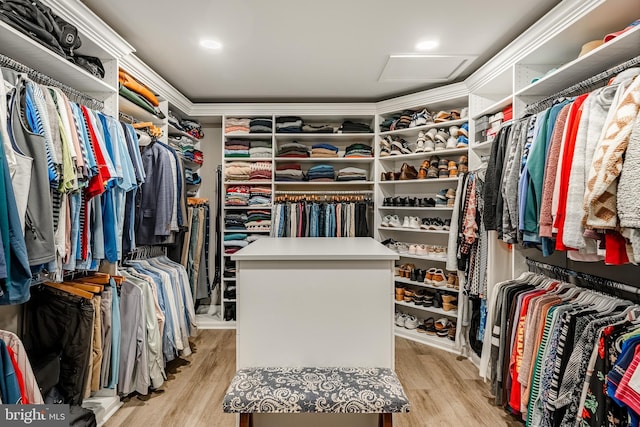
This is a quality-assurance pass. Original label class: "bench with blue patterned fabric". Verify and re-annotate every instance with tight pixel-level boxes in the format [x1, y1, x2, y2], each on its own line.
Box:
[223, 367, 410, 426]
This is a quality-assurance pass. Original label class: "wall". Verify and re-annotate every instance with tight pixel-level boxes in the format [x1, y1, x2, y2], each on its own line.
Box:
[197, 126, 222, 303]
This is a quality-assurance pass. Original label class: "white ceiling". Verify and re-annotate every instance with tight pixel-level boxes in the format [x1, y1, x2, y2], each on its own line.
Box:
[80, 0, 562, 102]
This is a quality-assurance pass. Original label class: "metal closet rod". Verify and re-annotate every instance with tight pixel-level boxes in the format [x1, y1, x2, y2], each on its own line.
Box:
[0, 53, 104, 111]
[524, 54, 640, 115]
[526, 258, 640, 295]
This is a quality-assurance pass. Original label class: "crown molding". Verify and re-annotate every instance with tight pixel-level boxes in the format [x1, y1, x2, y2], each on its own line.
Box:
[375, 82, 469, 114]
[119, 55, 193, 115]
[465, 0, 604, 92]
[44, 0, 134, 59]
[189, 102, 377, 117]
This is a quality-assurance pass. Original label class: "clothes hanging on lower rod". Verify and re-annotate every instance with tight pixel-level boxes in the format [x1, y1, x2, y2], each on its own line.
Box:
[180, 201, 211, 301]
[483, 270, 640, 427]
[0, 329, 42, 404]
[272, 200, 370, 237]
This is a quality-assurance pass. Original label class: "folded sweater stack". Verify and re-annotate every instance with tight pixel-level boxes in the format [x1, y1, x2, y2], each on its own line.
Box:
[225, 139, 250, 158]
[307, 164, 335, 182]
[339, 120, 373, 133]
[249, 140, 272, 158]
[250, 118, 273, 134]
[275, 163, 304, 182]
[336, 167, 368, 181]
[276, 116, 303, 133]
[226, 186, 250, 206]
[249, 187, 272, 206]
[226, 118, 251, 134]
[344, 143, 373, 158]
[301, 123, 338, 133]
[311, 143, 339, 158]
[249, 162, 272, 181]
[277, 142, 309, 158]
[225, 161, 251, 181]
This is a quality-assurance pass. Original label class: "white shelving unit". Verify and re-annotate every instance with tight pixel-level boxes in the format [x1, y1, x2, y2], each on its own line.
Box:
[394, 326, 456, 352]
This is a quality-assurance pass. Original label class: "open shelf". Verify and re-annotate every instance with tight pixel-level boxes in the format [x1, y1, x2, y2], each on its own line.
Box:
[379, 177, 460, 185]
[274, 181, 374, 186]
[224, 157, 274, 162]
[224, 181, 272, 185]
[223, 229, 271, 233]
[224, 206, 273, 210]
[515, 25, 640, 97]
[471, 95, 512, 120]
[225, 133, 273, 139]
[378, 227, 450, 234]
[168, 123, 200, 142]
[195, 313, 236, 329]
[471, 140, 494, 153]
[273, 157, 373, 163]
[396, 253, 448, 262]
[379, 147, 468, 162]
[0, 20, 115, 96]
[379, 206, 453, 211]
[275, 133, 375, 140]
[119, 96, 165, 126]
[395, 300, 457, 316]
[394, 277, 459, 292]
[394, 326, 457, 353]
[380, 118, 468, 137]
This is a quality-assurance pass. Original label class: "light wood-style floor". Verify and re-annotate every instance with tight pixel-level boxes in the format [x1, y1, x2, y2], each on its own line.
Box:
[105, 330, 522, 427]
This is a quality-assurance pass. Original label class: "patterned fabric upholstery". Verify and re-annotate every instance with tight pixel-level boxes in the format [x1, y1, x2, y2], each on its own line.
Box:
[223, 367, 410, 414]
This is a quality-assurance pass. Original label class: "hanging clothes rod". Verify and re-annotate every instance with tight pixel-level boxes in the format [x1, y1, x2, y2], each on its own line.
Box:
[0, 53, 104, 111]
[526, 258, 640, 296]
[524, 54, 640, 115]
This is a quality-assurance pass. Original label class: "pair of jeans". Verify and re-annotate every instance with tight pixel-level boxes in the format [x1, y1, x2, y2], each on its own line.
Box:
[23, 286, 94, 405]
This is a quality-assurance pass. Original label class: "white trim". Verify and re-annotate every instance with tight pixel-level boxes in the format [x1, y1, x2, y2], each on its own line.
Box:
[375, 83, 469, 114]
[44, 0, 134, 59]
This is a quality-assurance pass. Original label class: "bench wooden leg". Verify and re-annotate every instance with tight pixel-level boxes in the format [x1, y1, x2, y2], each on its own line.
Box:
[379, 413, 393, 427]
[240, 413, 252, 427]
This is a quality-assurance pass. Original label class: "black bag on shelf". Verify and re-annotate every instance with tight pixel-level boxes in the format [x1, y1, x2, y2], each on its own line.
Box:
[73, 54, 105, 78]
[0, 0, 82, 58]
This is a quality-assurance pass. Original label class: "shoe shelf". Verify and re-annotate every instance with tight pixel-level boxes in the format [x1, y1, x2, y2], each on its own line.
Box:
[273, 157, 373, 163]
[378, 177, 461, 185]
[379, 206, 454, 211]
[394, 276, 459, 293]
[396, 253, 448, 262]
[223, 277, 237, 282]
[394, 327, 456, 353]
[168, 123, 200, 143]
[379, 148, 468, 162]
[394, 300, 457, 316]
[379, 118, 468, 137]
[378, 227, 450, 234]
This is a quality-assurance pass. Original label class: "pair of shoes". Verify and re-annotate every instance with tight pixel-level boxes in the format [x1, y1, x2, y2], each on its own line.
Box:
[381, 171, 401, 181]
[381, 215, 402, 227]
[458, 155, 469, 174]
[434, 110, 461, 123]
[391, 137, 412, 155]
[380, 136, 392, 157]
[410, 108, 434, 128]
[395, 312, 419, 329]
[434, 318, 452, 337]
[400, 163, 418, 180]
[407, 244, 431, 256]
[425, 268, 447, 286]
[448, 160, 458, 178]
[415, 131, 435, 153]
[446, 272, 460, 289]
[417, 317, 437, 334]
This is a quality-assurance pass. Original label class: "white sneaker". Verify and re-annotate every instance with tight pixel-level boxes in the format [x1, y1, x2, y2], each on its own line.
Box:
[409, 244, 418, 255]
[381, 215, 391, 227]
[415, 131, 426, 153]
[402, 216, 410, 228]
[424, 138, 435, 152]
[404, 315, 419, 329]
[395, 313, 407, 327]
[409, 216, 421, 229]
[389, 215, 402, 227]
[396, 243, 409, 254]
[446, 136, 457, 149]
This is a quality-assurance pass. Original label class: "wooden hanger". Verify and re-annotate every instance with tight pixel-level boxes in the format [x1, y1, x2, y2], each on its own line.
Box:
[43, 282, 93, 300]
[132, 121, 163, 138]
[67, 281, 104, 293]
[78, 273, 110, 285]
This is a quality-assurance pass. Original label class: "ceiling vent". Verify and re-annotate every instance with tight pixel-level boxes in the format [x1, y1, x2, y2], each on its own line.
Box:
[379, 54, 477, 82]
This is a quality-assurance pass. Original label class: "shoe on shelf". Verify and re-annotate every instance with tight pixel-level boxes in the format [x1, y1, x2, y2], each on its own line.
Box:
[434, 130, 449, 149]
[442, 219, 451, 230]
[420, 218, 432, 230]
[431, 269, 447, 286]
[441, 294, 457, 304]
[450, 110, 461, 120]
[395, 312, 407, 327]
[457, 135, 469, 148]
[383, 197, 393, 206]
[402, 216, 410, 228]
[434, 111, 452, 123]
[446, 272, 457, 288]
[429, 218, 445, 230]
[408, 244, 418, 255]
[436, 196, 448, 207]
[416, 244, 429, 256]
[443, 302, 458, 312]
[388, 215, 402, 228]
[448, 161, 458, 178]
[446, 135, 458, 149]
[415, 132, 426, 153]
[392, 137, 412, 155]
[424, 268, 437, 284]
[436, 189, 448, 201]
[446, 188, 456, 199]
[409, 216, 422, 229]
[458, 122, 469, 137]
[420, 317, 436, 335]
[438, 169, 450, 179]
[448, 324, 457, 341]
[404, 315, 419, 330]
[418, 159, 430, 179]
[396, 242, 409, 254]
[381, 215, 392, 227]
[408, 197, 418, 207]
[425, 197, 436, 207]
[400, 163, 418, 180]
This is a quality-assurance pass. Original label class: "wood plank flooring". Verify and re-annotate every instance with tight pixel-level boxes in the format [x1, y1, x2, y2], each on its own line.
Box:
[104, 330, 522, 427]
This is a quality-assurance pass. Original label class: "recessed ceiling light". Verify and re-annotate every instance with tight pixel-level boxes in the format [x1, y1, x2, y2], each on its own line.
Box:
[200, 39, 223, 50]
[415, 40, 439, 50]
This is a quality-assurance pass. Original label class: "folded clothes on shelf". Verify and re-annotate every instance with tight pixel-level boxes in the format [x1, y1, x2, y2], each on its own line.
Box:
[276, 116, 303, 133]
[250, 118, 273, 134]
[336, 167, 368, 181]
[344, 143, 373, 158]
[307, 164, 335, 182]
[339, 120, 372, 133]
[277, 142, 310, 157]
[226, 117, 251, 134]
[301, 123, 338, 133]
[311, 143, 339, 158]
